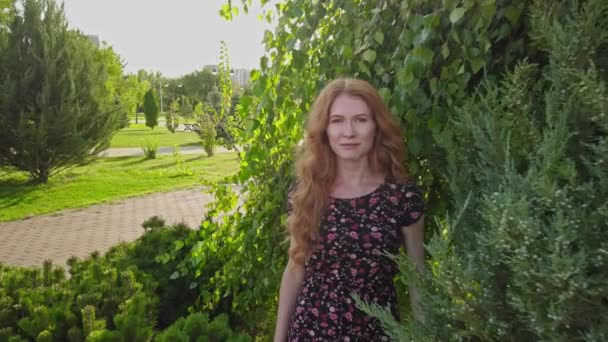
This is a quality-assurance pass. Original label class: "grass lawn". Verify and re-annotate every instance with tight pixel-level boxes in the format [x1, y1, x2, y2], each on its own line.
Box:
[0, 153, 239, 222]
[110, 123, 201, 148]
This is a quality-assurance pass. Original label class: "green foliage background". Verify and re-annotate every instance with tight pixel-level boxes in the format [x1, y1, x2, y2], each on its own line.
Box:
[164, 0, 607, 339]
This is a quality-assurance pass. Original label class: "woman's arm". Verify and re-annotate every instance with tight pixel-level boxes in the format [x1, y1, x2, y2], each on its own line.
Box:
[274, 239, 306, 342]
[402, 214, 426, 322]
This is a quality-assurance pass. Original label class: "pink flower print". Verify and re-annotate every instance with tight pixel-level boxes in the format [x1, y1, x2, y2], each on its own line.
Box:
[329, 306, 335, 312]
[311, 308, 319, 317]
[329, 313, 338, 320]
[345, 312, 353, 321]
[371, 226, 379, 232]
[389, 217, 397, 224]
[370, 214, 378, 221]
[340, 218, 346, 223]
[328, 329, 336, 336]
[370, 267, 378, 275]
[344, 337, 351, 342]
[371, 232, 382, 239]
[296, 306, 304, 313]
[363, 243, 372, 249]
[370, 197, 378, 205]
[350, 268, 358, 276]
[351, 223, 359, 230]
[327, 215, 335, 222]
[329, 249, 337, 256]
[362, 234, 370, 241]
[348, 231, 359, 239]
[331, 262, 340, 269]
[406, 191, 414, 198]
[329, 204, 335, 210]
[346, 298, 352, 304]
[320, 322, 328, 328]
[350, 199, 356, 207]
[327, 233, 337, 241]
[330, 292, 338, 299]
[390, 196, 398, 204]
[410, 211, 420, 220]
[350, 253, 357, 259]
[358, 208, 366, 214]
[358, 268, 366, 275]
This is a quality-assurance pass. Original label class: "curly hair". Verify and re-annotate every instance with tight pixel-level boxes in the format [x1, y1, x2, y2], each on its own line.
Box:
[287, 78, 410, 265]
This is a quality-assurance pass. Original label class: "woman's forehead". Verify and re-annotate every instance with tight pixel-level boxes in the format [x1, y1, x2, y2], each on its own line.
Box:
[329, 93, 371, 116]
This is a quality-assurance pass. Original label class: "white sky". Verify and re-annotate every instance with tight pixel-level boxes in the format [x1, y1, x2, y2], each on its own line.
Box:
[60, 0, 275, 78]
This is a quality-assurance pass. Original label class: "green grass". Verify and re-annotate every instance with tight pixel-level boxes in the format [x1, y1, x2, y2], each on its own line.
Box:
[0, 153, 239, 222]
[110, 123, 201, 148]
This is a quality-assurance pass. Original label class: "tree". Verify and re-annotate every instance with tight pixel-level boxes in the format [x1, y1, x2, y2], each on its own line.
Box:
[165, 99, 179, 133]
[143, 89, 158, 130]
[193, 102, 215, 157]
[0, 0, 121, 183]
[179, 96, 193, 118]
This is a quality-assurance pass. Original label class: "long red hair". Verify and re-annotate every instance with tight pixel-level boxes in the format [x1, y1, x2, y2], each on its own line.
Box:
[287, 78, 409, 265]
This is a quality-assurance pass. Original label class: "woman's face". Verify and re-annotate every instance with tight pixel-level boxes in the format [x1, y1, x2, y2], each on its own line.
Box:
[326, 93, 376, 163]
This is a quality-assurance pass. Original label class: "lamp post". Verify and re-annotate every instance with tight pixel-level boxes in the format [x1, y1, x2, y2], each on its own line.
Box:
[158, 82, 168, 113]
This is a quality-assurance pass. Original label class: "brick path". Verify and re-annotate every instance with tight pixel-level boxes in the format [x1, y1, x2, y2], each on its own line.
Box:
[0, 188, 214, 268]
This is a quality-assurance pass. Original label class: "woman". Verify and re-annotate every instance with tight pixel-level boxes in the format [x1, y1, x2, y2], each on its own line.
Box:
[274, 78, 426, 341]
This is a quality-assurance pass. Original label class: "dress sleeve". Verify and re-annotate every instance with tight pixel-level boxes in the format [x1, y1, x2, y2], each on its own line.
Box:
[398, 182, 425, 227]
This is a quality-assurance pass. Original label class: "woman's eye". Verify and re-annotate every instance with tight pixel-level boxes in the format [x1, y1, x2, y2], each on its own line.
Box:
[356, 117, 367, 122]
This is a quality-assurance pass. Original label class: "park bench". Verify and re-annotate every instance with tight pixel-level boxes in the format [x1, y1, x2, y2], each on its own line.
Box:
[184, 123, 199, 132]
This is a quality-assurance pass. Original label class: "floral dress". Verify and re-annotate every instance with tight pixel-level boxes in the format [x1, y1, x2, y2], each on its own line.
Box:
[287, 181, 425, 342]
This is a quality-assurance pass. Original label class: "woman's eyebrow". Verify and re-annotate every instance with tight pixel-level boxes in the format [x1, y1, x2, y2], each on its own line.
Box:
[329, 113, 370, 117]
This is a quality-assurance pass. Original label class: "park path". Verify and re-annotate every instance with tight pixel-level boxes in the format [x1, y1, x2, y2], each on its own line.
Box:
[99, 145, 234, 157]
[0, 188, 215, 268]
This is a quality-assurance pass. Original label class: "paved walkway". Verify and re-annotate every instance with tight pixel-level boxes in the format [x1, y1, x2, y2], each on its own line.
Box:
[99, 145, 234, 158]
[0, 188, 216, 268]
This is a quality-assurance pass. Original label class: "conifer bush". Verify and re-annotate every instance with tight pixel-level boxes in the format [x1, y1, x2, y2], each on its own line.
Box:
[357, 1, 608, 340]
[0, 0, 122, 183]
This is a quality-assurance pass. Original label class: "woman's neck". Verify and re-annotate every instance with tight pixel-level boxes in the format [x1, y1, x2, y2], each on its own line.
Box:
[334, 158, 383, 187]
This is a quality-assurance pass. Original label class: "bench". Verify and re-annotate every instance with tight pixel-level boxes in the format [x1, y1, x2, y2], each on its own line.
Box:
[184, 123, 199, 132]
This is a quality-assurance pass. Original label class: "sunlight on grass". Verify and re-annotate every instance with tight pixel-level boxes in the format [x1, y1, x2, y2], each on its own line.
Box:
[0, 153, 238, 222]
[110, 123, 201, 148]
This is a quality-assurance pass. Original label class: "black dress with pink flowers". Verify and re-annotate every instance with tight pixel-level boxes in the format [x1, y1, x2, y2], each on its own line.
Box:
[287, 181, 425, 342]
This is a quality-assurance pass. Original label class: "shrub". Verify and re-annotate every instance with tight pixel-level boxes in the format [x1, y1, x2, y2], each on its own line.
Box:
[0, 222, 205, 340]
[140, 139, 159, 160]
[143, 89, 159, 130]
[193, 102, 216, 157]
[357, 1, 608, 340]
[0, 0, 121, 183]
[155, 312, 252, 342]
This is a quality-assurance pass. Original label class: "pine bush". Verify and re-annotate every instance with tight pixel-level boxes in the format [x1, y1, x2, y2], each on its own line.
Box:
[358, 1, 608, 340]
[0, 0, 121, 183]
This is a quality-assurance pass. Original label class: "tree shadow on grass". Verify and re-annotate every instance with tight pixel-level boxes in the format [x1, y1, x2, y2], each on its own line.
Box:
[0, 178, 41, 213]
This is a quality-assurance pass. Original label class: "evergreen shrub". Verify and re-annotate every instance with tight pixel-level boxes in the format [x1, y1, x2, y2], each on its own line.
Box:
[357, 1, 608, 340]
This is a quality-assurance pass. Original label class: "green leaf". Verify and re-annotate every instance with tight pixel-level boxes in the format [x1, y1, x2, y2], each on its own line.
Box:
[412, 46, 434, 65]
[174, 240, 184, 251]
[504, 5, 522, 25]
[449, 7, 466, 24]
[170, 271, 180, 280]
[441, 43, 450, 59]
[362, 49, 377, 63]
[378, 88, 391, 104]
[374, 31, 384, 45]
[470, 57, 484, 73]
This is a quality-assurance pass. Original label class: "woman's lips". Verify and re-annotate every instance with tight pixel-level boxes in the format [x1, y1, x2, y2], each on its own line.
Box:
[340, 143, 360, 149]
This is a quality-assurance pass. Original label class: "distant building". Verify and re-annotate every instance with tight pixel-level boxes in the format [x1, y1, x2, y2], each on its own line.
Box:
[203, 64, 250, 88]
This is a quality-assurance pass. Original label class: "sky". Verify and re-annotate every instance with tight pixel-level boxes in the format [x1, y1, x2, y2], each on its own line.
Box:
[60, 0, 275, 78]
